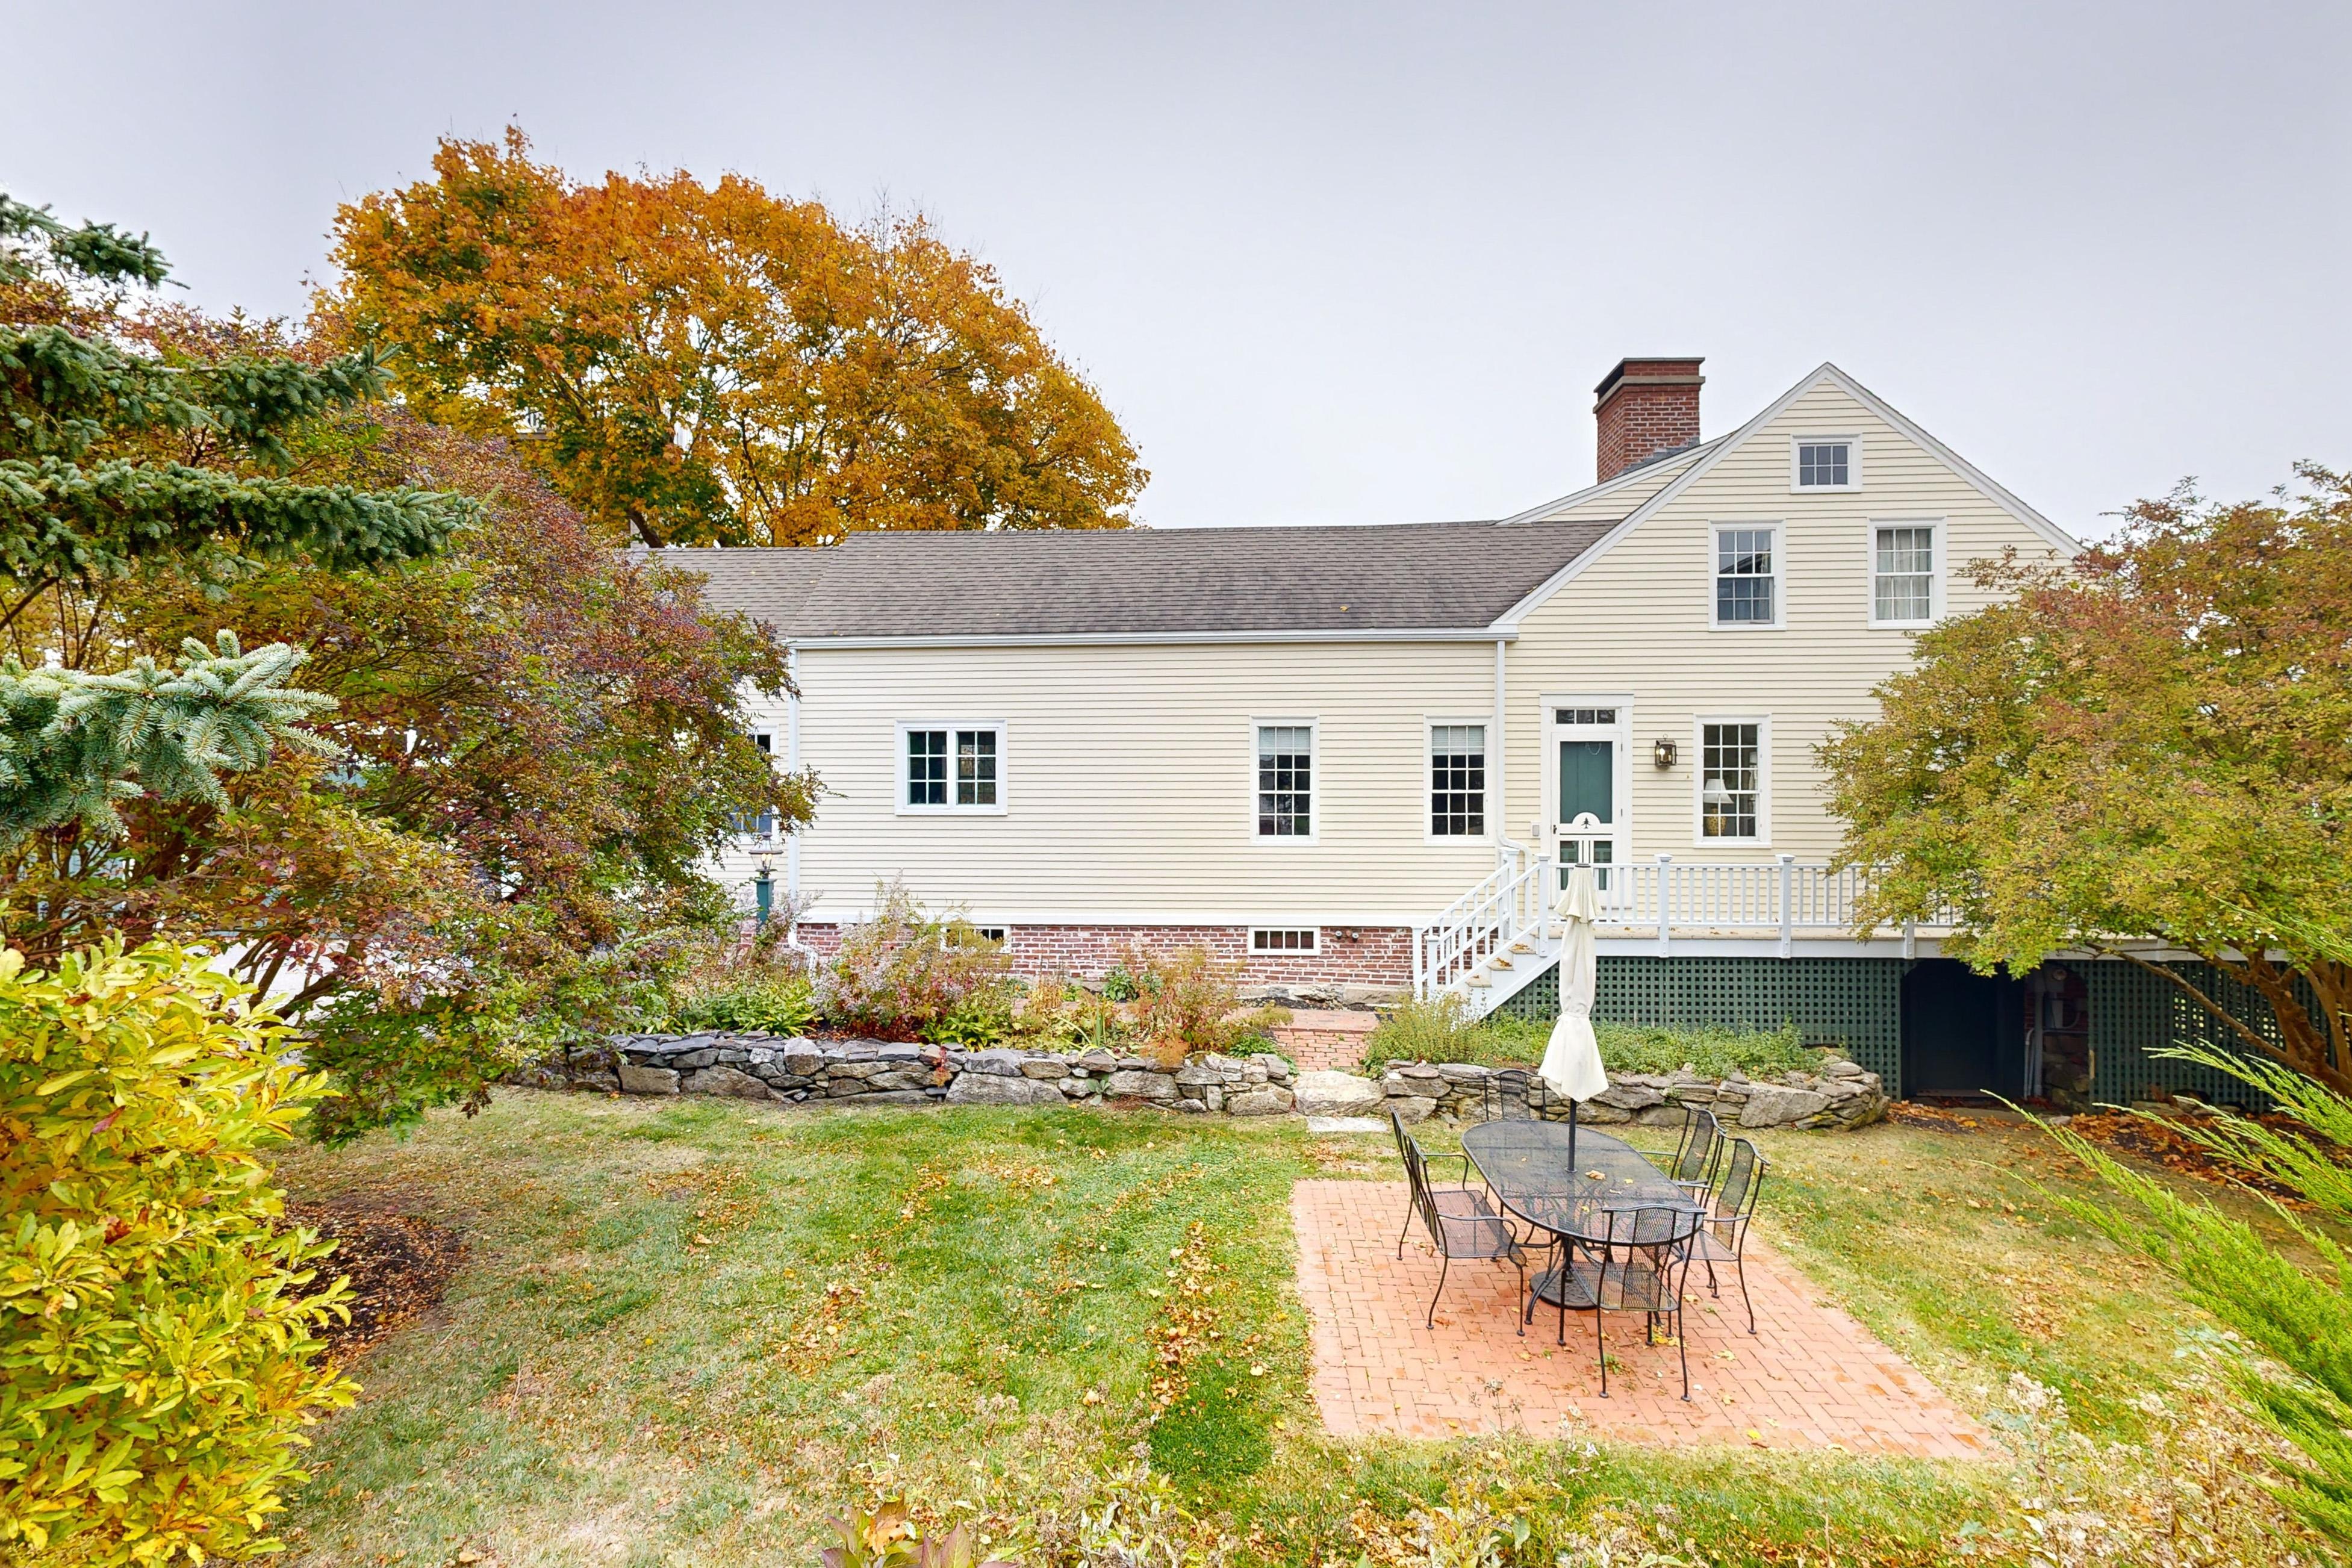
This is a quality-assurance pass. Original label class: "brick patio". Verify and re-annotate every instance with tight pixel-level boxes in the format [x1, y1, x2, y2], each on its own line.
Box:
[1292, 1179, 1988, 1458]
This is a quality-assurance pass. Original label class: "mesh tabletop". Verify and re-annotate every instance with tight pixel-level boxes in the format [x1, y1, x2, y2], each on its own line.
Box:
[1460, 1122, 1699, 1243]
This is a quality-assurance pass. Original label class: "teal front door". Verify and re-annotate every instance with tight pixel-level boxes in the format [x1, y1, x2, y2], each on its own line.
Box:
[1558, 738, 1616, 889]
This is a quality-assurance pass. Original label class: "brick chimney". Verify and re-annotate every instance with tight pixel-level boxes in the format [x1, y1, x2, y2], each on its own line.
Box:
[1593, 357, 1703, 482]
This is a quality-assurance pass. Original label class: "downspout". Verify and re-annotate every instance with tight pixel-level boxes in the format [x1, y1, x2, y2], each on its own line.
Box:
[784, 644, 810, 960]
[1492, 637, 1509, 856]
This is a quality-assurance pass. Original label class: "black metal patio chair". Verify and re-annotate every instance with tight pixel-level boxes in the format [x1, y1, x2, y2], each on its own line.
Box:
[1654, 1104, 1722, 1201]
[1525, 1204, 1699, 1399]
[1684, 1135, 1766, 1333]
[1393, 1109, 1528, 1331]
[1480, 1068, 1551, 1122]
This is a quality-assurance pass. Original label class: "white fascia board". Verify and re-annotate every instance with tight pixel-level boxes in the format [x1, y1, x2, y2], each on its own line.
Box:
[1486, 362, 2078, 632]
[1814, 363, 2080, 554]
[1492, 440, 1724, 527]
[791, 627, 1516, 650]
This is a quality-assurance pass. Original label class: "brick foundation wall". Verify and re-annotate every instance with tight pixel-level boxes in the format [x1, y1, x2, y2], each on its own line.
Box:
[791, 922, 1413, 988]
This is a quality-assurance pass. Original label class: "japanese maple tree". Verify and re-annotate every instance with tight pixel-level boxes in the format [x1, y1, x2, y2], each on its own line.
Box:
[1825, 467, 2352, 1093]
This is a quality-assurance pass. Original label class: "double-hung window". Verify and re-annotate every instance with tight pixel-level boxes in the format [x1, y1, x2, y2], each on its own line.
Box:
[1871, 523, 1939, 626]
[748, 731, 777, 836]
[1713, 525, 1779, 626]
[1255, 724, 1313, 838]
[901, 723, 1003, 812]
[1428, 723, 1486, 837]
[1697, 720, 1764, 841]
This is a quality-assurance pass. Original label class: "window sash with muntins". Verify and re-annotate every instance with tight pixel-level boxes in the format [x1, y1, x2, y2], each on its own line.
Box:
[956, 729, 997, 806]
[1873, 524, 1935, 623]
[907, 729, 949, 806]
[1430, 724, 1486, 836]
[1714, 527, 1776, 624]
[1256, 725, 1313, 838]
[1700, 722, 1761, 839]
[1796, 441, 1850, 487]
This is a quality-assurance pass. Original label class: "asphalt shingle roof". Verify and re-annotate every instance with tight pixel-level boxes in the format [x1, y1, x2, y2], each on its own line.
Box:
[649, 517, 1617, 640]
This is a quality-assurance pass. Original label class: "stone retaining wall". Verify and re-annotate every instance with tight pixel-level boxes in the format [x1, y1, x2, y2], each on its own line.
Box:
[526, 1034, 1888, 1130]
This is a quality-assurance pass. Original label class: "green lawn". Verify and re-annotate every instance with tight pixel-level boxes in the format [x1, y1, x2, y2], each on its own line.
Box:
[270, 1090, 2295, 1567]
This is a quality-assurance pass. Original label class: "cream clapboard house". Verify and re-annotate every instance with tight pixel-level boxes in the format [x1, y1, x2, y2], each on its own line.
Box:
[662, 358, 2220, 1105]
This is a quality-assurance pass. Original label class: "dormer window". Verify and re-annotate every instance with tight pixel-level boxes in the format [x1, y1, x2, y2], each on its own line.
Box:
[1792, 438, 1858, 490]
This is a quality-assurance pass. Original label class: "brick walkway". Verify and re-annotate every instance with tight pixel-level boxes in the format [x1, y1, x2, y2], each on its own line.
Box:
[1292, 1180, 1988, 1458]
[1271, 1010, 1380, 1071]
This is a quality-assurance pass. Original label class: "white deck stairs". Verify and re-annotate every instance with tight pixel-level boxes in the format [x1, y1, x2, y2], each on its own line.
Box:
[1411, 842, 1560, 1017]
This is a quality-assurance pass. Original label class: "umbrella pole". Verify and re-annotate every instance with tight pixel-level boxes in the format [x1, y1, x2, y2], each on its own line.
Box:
[1569, 1096, 1578, 1169]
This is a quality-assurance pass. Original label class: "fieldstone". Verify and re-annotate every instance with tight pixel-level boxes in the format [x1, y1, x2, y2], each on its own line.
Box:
[1077, 1048, 1118, 1072]
[1633, 1105, 1685, 1126]
[1739, 1084, 1832, 1128]
[1592, 1081, 1666, 1112]
[1177, 1098, 1208, 1113]
[684, 1065, 770, 1099]
[1822, 1058, 1865, 1079]
[965, 1049, 1025, 1077]
[618, 1064, 680, 1094]
[782, 1050, 825, 1076]
[825, 1078, 873, 1097]
[1020, 1057, 1072, 1080]
[842, 1089, 938, 1107]
[1104, 1069, 1178, 1101]
[866, 1068, 931, 1093]
[671, 1048, 718, 1070]
[1293, 1070, 1387, 1118]
[945, 1072, 1066, 1107]
[1576, 1101, 1634, 1124]
[1437, 1062, 1490, 1083]
[1174, 1063, 1225, 1088]
[826, 1061, 884, 1081]
[1058, 1077, 1094, 1098]
[1226, 1087, 1292, 1116]
[1388, 1095, 1436, 1125]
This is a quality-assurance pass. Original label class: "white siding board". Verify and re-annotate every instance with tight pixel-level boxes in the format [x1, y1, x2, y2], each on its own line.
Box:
[1504, 379, 2068, 864]
[775, 641, 1502, 924]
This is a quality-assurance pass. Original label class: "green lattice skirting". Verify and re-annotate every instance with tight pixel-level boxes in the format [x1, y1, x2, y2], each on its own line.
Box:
[1497, 954, 2297, 1107]
[1496, 957, 1903, 1088]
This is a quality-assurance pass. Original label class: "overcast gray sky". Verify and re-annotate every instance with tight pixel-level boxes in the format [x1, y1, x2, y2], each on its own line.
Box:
[5, 1, 2346, 538]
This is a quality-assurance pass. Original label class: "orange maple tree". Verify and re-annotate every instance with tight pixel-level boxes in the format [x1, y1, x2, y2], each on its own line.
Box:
[328, 129, 1146, 546]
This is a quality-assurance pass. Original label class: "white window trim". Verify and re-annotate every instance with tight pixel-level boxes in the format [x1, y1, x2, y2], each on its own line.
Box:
[1423, 715, 1493, 845]
[1866, 517, 1945, 629]
[894, 720, 1009, 816]
[1248, 926, 1322, 956]
[1691, 714, 1772, 847]
[1249, 717, 1319, 845]
[1707, 522, 1784, 631]
[1790, 434, 1862, 492]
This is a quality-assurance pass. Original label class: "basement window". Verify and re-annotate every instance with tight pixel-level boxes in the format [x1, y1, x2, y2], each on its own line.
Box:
[1250, 927, 1320, 955]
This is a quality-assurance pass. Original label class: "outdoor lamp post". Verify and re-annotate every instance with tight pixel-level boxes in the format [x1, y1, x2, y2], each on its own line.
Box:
[751, 842, 779, 931]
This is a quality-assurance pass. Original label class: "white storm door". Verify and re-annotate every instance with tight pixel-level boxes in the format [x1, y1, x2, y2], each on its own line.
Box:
[1547, 703, 1629, 901]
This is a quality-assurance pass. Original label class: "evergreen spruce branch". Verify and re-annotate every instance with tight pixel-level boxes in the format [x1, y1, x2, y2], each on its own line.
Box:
[0, 632, 339, 848]
[0, 456, 473, 586]
[0, 194, 170, 289]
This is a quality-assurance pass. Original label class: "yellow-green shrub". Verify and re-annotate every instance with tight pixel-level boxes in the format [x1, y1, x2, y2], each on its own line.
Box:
[0, 941, 356, 1564]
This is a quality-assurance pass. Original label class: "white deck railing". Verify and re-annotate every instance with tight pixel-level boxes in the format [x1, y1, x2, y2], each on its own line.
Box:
[1413, 852, 1952, 1001]
[1412, 841, 1547, 1000]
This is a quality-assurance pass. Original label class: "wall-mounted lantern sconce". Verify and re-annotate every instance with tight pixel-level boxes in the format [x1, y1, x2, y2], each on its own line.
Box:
[1652, 738, 1679, 769]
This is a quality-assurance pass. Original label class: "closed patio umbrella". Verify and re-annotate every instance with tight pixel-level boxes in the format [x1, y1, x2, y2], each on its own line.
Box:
[1538, 862, 1609, 1163]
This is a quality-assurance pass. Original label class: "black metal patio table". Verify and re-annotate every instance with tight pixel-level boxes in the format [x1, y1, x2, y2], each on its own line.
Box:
[1459, 1120, 1700, 1308]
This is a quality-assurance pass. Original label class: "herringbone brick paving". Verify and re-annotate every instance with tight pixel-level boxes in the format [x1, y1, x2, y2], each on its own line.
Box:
[1292, 1179, 1988, 1457]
